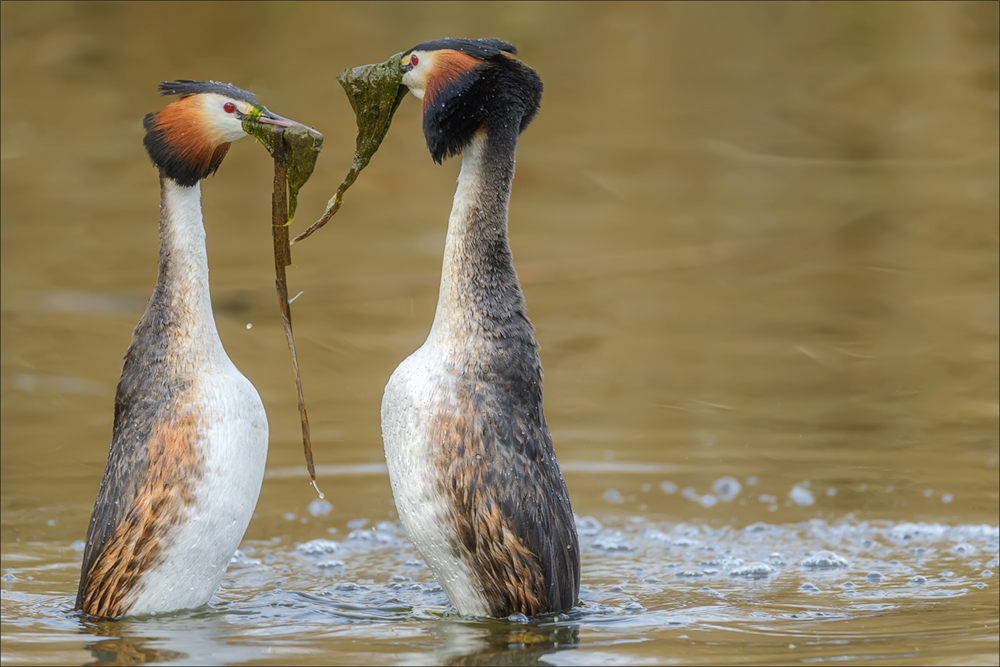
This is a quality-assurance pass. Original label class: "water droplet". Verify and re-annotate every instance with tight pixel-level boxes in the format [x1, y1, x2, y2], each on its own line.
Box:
[308, 498, 333, 517]
[789, 485, 814, 506]
[712, 477, 741, 501]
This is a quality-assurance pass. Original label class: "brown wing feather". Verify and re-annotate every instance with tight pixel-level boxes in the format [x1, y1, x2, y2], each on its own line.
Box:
[434, 366, 580, 617]
[77, 411, 203, 618]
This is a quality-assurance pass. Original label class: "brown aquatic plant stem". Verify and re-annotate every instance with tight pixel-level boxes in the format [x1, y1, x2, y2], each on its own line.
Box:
[271, 130, 323, 498]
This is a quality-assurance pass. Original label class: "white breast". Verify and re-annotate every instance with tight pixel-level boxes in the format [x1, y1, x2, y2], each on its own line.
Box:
[128, 356, 268, 616]
[381, 342, 489, 617]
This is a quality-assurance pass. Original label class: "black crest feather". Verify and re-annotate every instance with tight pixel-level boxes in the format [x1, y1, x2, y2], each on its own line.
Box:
[404, 38, 516, 59]
[157, 80, 257, 104]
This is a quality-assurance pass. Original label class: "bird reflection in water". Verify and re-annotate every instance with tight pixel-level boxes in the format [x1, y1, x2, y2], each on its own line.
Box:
[77, 611, 267, 667]
[80, 619, 183, 667]
[406, 617, 580, 667]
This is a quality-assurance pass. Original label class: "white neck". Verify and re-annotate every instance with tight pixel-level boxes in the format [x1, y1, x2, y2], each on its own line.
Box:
[155, 178, 224, 356]
[430, 134, 486, 334]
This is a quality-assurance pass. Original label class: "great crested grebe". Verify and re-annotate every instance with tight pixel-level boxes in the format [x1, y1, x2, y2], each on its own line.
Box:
[76, 81, 295, 619]
[381, 39, 580, 617]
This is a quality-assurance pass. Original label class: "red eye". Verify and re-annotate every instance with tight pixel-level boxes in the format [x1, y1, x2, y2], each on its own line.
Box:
[410, 54, 419, 67]
[223, 102, 236, 114]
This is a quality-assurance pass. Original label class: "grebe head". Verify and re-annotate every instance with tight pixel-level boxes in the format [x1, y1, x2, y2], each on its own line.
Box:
[142, 80, 294, 186]
[400, 38, 543, 164]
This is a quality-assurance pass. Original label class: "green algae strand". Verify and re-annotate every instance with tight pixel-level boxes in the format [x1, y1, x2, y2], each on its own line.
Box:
[292, 52, 407, 244]
[242, 117, 324, 225]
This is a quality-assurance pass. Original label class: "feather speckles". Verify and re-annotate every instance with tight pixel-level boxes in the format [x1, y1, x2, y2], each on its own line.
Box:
[78, 410, 204, 619]
[437, 406, 548, 616]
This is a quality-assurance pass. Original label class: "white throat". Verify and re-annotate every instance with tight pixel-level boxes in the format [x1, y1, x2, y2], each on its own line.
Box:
[158, 178, 223, 356]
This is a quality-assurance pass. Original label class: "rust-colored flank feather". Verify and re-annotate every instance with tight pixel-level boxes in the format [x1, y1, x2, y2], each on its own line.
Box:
[433, 402, 549, 617]
[424, 49, 482, 114]
[78, 411, 204, 619]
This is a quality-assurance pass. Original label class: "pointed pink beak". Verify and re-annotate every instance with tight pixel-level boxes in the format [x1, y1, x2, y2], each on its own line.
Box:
[257, 109, 296, 127]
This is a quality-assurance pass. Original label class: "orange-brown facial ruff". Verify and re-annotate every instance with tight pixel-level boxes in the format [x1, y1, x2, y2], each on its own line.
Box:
[403, 38, 542, 164]
[421, 49, 483, 117]
[143, 95, 232, 188]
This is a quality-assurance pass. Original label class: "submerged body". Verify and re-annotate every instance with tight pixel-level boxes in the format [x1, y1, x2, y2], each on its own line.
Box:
[381, 39, 580, 617]
[76, 82, 292, 619]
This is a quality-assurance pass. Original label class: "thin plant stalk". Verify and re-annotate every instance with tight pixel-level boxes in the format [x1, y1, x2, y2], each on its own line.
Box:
[271, 130, 323, 498]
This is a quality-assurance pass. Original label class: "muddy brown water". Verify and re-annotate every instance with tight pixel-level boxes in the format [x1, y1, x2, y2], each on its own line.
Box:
[2, 3, 997, 665]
